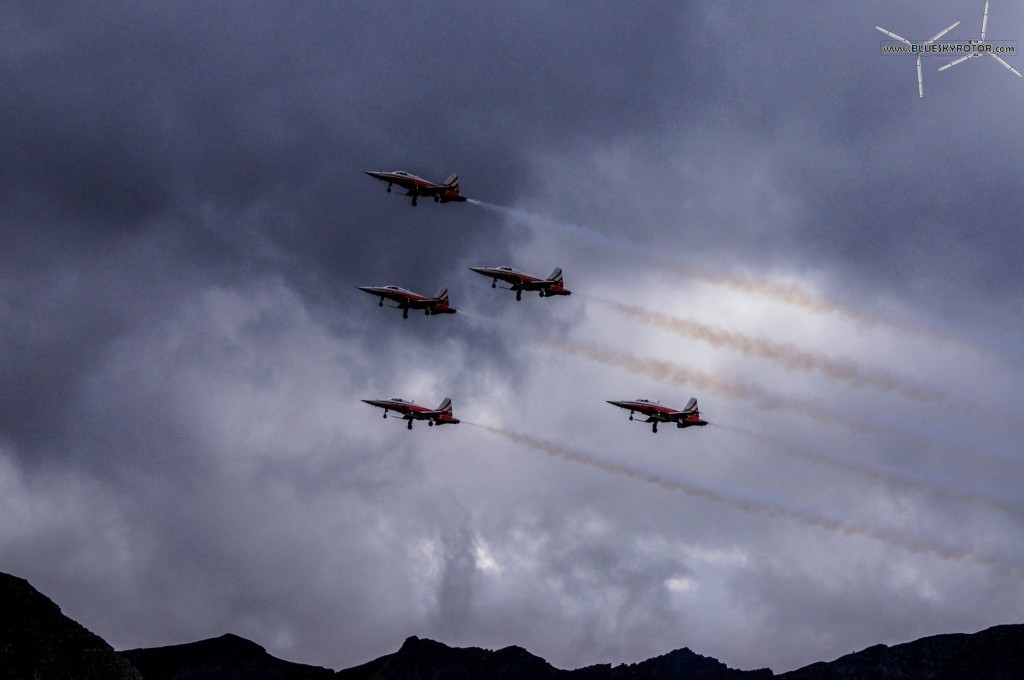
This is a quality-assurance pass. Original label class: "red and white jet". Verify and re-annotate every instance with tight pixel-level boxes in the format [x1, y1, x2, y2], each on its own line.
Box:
[361, 397, 460, 430]
[606, 397, 708, 433]
[364, 170, 468, 206]
[468, 266, 571, 301]
[356, 285, 457, 319]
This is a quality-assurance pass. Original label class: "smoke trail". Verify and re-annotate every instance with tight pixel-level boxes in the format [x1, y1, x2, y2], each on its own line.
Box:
[585, 294, 951, 405]
[586, 296, 1024, 433]
[469, 199, 641, 256]
[547, 337, 1024, 467]
[470, 199, 993, 358]
[717, 423, 1024, 521]
[467, 422, 1022, 573]
[546, 337, 870, 432]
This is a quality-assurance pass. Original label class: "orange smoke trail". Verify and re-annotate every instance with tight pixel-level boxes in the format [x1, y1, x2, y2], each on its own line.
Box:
[547, 338, 1024, 468]
[547, 338, 868, 432]
[467, 422, 1022, 573]
[586, 295, 951, 405]
[716, 423, 1024, 521]
[685, 267, 994, 359]
[470, 199, 998, 360]
[584, 295, 1024, 434]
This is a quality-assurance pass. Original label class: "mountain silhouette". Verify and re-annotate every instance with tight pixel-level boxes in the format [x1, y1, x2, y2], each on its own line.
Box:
[122, 633, 334, 679]
[0, 571, 142, 679]
[2, 570, 1023, 679]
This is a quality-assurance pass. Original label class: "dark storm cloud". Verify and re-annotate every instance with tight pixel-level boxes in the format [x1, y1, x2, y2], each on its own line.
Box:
[696, 1, 1024, 326]
[2, 0, 1023, 675]
[0, 0, 721, 352]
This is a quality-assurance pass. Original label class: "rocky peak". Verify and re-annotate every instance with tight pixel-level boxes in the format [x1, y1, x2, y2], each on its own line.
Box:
[0, 571, 143, 680]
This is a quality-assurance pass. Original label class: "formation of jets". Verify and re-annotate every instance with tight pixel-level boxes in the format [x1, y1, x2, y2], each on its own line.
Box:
[364, 170, 467, 206]
[361, 170, 708, 434]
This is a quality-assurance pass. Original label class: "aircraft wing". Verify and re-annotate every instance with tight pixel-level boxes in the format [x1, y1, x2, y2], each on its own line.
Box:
[415, 409, 444, 417]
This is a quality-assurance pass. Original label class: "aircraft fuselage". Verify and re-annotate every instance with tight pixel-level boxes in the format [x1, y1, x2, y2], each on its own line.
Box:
[468, 266, 571, 298]
[607, 398, 707, 432]
[362, 398, 460, 428]
[356, 285, 457, 317]
[364, 170, 467, 205]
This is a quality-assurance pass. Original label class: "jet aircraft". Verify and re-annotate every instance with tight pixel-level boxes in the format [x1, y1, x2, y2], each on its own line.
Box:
[468, 266, 571, 301]
[356, 285, 457, 318]
[606, 397, 708, 433]
[364, 170, 467, 206]
[362, 397, 460, 430]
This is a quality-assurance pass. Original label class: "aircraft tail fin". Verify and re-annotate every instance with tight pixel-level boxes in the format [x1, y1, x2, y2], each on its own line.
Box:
[683, 397, 698, 413]
[444, 174, 459, 188]
[548, 267, 563, 284]
[436, 397, 453, 413]
[433, 287, 449, 304]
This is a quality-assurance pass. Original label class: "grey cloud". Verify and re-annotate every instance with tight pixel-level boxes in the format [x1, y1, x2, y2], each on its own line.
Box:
[2, 0, 1023, 675]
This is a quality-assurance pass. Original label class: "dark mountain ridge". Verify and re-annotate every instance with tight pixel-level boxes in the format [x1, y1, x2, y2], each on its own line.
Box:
[122, 632, 335, 679]
[2, 570, 1022, 679]
[0, 571, 142, 680]
[775, 623, 1024, 679]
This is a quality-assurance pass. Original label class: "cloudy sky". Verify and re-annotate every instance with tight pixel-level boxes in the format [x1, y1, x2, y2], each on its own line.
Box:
[2, 1, 1022, 674]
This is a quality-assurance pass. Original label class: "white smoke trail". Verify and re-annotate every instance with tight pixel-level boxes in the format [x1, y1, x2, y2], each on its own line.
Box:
[546, 337, 1024, 469]
[467, 422, 1023, 574]
[546, 337, 870, 432]
[716, 424, 1024, 521]
[469, 199, 998, 359]
[586, 296, 1024, 434]
[585, 295, 950, 406]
